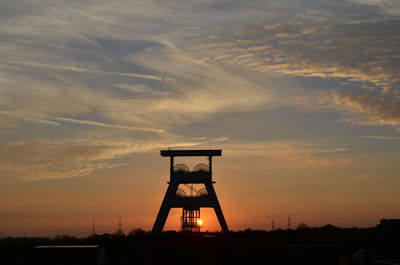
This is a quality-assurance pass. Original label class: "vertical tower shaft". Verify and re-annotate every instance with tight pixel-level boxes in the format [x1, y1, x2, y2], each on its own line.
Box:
[151, 149, 230, 236]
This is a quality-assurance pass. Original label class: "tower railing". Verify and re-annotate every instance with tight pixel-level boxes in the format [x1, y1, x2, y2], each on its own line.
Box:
[151, 149, 229, 236]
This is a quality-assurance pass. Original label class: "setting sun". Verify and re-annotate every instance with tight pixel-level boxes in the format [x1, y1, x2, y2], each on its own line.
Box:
[197, 219, 203, 227]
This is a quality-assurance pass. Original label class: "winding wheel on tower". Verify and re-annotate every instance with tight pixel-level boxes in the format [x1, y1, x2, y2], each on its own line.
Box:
[151, 149, 230, 235]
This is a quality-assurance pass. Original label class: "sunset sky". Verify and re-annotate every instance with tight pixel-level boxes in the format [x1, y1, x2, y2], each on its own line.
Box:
[1, 0, 399, 237]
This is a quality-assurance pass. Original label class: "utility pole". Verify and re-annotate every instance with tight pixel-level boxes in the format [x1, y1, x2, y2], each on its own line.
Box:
[118, 217, 122, 235]
[92, 219, 96, 236]
[288, 214, 292, 230]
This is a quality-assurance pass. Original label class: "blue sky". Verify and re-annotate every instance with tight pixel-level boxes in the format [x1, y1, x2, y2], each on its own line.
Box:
[0, 0, 399, 236]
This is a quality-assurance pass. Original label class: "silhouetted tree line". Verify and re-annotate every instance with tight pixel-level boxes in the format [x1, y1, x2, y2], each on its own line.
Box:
[0, 224, 388, 265]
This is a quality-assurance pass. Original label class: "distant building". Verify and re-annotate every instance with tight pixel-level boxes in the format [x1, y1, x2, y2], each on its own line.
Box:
[380, 219, 400, 261]
[33, 245, 106, 265]
[352, 219, 400, 265]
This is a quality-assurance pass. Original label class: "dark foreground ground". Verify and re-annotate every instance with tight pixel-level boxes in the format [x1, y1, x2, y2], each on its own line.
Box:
[1, 224, 399, 265]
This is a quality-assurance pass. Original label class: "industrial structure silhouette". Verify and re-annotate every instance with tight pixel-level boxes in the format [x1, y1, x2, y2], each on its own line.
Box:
[151, 149, 230, 235]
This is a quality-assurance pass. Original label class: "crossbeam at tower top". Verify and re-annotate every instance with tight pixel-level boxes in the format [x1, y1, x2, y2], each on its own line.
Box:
[160, 149, 222, 157]
[152, 148, 230, 238]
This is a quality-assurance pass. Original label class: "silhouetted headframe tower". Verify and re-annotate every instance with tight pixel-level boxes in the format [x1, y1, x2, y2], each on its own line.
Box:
[151, 149, 230, 235]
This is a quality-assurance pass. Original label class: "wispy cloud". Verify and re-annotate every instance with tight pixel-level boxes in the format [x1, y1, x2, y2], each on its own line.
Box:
[0, 137, 350, 181]
[349, 0, 400, 15]
[1, 0, 396, 132]
[0, 137, 202, 181]
[183, 19, 400, 126]
[53, 117, 165, 133]
[362, 135, 400, 140]
[101, 45, 279, 126]
[220, 139, 350, 158]
[0, 140, 129, 181]
[331, 91, 400, 126]
[186, 21, 400, 89]
[1, 0, 399, 234]
[1, 60, 171, 81]
[112, 84, 155, 94]
[0, 77, 105, 129]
